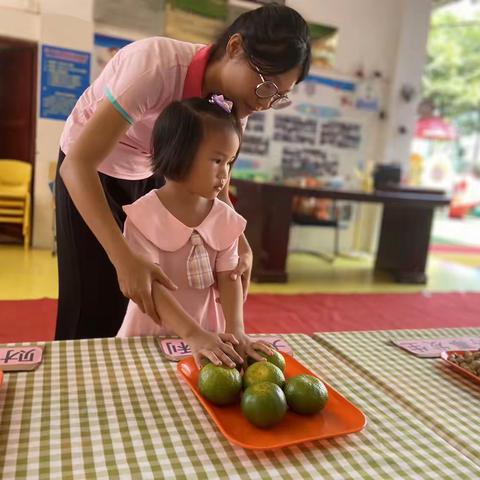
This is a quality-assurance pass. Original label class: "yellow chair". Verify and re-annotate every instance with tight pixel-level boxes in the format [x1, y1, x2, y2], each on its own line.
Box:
[0, 159, 32, 249]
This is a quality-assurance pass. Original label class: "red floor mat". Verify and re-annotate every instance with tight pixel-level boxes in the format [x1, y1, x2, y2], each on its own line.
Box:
[243, 292, 480, 334]
[430, 244, 480, 254]
[1, 293, 480, 343]
[0, 298, 57, 343]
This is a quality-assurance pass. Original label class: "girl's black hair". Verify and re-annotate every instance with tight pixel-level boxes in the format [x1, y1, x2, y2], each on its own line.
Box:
[210, 3, 311, 82]
[151, 98, 242, 181]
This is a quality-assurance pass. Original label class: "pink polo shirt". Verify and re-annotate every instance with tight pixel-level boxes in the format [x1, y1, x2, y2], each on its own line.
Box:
[60, 37, 209, 180]
[116, 190, 247, 337]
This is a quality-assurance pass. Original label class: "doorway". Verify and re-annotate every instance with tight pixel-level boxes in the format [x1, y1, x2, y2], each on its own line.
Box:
[0, 37, 37, 243]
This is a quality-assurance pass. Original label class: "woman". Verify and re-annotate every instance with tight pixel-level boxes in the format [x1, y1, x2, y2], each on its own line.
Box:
[55, 3, 311, 340]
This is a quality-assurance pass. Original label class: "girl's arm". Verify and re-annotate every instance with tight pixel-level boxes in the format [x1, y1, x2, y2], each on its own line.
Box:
[216, 272, 271, 361]
[60, 99, 177, 323]
[218, 187, 252, 302]
[151, 283, 243, 369]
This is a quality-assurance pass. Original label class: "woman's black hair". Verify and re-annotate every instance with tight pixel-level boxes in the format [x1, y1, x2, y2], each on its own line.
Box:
[151, 98, 242, 181]
[210, 3, 311, 82]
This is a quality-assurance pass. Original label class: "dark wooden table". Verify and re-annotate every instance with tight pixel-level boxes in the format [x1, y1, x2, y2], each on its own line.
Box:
[231, 178, 450, 284]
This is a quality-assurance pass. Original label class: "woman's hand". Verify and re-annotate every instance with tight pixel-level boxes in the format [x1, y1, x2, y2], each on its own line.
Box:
[185, 331, 244, 369]
[115, 250, 178, 323]
[229, 243, 253, 303]
[228, 331, 273, 363]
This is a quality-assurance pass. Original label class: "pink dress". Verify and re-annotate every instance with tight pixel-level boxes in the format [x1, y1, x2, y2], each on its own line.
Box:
[117, 190, 246, 337]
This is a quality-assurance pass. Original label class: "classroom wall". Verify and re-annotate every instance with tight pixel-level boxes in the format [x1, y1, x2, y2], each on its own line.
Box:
[291, 0, 432, 170]
[288, 0, 432, 255]
[0, 0, 433, 249]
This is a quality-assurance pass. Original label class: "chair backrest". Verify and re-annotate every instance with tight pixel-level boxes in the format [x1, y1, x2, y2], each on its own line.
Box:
[0, 160, 32, 187]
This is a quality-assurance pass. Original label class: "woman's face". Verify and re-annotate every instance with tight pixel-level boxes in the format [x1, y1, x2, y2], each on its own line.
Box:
[220, 34, 302, 119]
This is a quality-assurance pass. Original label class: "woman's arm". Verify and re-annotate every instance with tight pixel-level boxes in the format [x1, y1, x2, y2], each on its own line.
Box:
[60, 99, 177, 322]
[151, 283, 243, 368]
[217, 272, 271, 361]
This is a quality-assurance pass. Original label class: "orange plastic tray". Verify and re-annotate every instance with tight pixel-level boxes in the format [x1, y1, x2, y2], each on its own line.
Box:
[177, 352, 366, 450]
[440, 350, 480, 385]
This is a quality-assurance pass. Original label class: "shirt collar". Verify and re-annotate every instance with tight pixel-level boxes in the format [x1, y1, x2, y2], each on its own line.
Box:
[182, 45, 212, 100]
[123, 190, 246, 252]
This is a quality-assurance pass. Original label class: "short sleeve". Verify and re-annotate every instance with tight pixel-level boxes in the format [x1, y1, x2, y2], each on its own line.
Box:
[215, 238, 239, 272]
[124, 217, 159, 263]
[104, 41, 165, 124]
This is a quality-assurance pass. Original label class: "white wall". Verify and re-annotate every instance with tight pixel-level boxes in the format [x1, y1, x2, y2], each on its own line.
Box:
[0, 4, 38, 41]
[0, 1, 93, 248]
[289, 0, 432, 169]
[383, 0, 432, 169]
[34, 2, 94, 249]
[288, 0, 432, 255]
[0, 0, 433, 249]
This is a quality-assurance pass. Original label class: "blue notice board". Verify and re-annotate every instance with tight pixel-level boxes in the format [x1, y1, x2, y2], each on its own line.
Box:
[40, 45, 91, 121]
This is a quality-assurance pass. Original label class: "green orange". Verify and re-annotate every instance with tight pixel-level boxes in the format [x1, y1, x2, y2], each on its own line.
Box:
[243, 361, 285, 390]
[198, 363, 242, 406]
[284, 374, 328, 415]
[241, 382, 287, 428]
[247, 348, 286, 372]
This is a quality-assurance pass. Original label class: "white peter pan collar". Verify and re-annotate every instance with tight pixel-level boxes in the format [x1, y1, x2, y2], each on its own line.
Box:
[123, 190, 246, 252]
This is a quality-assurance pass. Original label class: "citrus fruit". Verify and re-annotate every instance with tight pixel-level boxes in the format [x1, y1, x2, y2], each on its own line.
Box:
[198, 363, 242, 406]
[247, 348, 286, 372]
[241, 382, 287, 428]
[243, 361, 285, 390]
[284, 374, 328, 415]
[200, 357, 243, 372]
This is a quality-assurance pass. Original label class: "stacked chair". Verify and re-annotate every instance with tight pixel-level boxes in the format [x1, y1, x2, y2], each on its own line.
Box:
[0, 159, 32, 249]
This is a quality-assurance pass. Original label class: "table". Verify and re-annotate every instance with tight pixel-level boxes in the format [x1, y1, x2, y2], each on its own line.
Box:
[313, 327, 480, 469]
[1, 334, 479, 479]
[232, 178, 450, 284]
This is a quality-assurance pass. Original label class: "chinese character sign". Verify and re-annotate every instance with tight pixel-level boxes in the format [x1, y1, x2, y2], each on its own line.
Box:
[0, 346, 43, 371]
[159, 336, 292, 361]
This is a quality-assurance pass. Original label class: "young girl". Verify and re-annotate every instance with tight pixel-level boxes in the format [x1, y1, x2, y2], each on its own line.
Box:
[117, 95, 271, 368]
[55, 4, 311, 340]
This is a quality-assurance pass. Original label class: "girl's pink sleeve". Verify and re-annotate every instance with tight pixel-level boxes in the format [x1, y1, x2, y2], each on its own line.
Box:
[215, 238, 239, 272]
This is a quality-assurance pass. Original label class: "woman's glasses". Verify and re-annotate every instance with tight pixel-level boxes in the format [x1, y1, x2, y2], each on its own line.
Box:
[249, 57, 292, 110]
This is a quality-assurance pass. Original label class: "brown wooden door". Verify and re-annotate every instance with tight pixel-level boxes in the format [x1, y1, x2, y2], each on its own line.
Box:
[0, 37, 37, 242]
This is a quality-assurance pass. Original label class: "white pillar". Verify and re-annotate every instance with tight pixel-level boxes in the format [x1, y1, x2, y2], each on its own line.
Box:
[32, 0, 94, 248]
[381, 0, 433, 170]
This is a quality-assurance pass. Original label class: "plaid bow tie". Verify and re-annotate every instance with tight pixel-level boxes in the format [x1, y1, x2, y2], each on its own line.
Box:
[187, 231, 215, 289]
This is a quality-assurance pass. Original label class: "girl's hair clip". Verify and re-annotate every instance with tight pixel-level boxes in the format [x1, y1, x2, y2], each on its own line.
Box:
[209, 94, 233, 113]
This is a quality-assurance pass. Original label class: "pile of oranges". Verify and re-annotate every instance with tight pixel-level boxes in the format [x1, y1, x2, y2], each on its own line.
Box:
[198, 350, 328, 428]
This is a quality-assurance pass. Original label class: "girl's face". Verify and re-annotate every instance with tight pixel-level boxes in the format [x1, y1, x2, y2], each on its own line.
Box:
[220, 34, 301, 119]
[183, 121, 240, 200]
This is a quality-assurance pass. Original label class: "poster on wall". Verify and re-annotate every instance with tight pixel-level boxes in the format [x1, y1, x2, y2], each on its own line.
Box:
[40, 45, 91, 121]
[92, 34, 132, 82]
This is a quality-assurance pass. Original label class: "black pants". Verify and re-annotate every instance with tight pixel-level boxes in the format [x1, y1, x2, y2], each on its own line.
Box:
[54, 150, 163, 340]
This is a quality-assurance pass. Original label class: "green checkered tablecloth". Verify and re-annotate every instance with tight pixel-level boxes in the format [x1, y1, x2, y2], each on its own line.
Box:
[0, 334, 479, 479]
[313, 327, 480, 470]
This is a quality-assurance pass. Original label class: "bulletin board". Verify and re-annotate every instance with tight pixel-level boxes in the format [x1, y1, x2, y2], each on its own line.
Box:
[40, 45, 91, 121]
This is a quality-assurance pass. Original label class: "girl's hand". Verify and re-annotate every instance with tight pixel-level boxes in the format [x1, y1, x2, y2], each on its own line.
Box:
[229, 331, 273, 363]
[230, 245, 252, 303]
[186, 331, 244, 369]
[115, 250, 178, 323]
